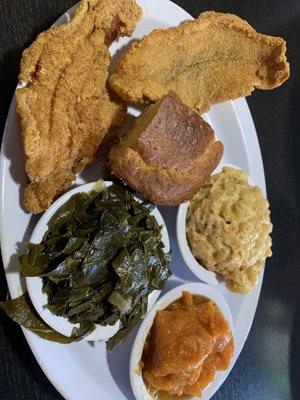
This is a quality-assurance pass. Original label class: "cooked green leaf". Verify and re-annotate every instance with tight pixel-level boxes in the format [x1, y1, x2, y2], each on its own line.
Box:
[20, 243, 51, 276]
[0, 294, 95, 343]
[15, 182, 171, 348]
[106, 301, 147, 351]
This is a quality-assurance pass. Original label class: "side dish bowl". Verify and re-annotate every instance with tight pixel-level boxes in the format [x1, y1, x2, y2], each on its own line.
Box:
[130, 282, 234, 400]
[26, 181, 170, 342]
[176, 163, 253, 286]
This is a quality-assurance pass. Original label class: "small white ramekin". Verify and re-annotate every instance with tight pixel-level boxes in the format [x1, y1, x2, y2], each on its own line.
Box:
[176, 163, 253, 286]
[130, 282, 233, 400]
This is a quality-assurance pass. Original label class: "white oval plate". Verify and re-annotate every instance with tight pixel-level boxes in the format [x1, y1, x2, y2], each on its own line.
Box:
[26, 181, 169, 341]
[130, 282, 234, 400]
[0, 0, 266, 399]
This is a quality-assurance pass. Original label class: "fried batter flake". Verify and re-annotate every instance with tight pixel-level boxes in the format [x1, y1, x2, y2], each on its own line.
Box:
[110, 11, 290, 111]
[16, 0, 142, 213]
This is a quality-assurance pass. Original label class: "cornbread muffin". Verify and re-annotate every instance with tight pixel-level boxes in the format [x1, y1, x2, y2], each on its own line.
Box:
[186, 167, 273, 294]
[108, 91, 223, 205]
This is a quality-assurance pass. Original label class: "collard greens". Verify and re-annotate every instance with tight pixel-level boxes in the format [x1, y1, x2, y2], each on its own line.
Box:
[2, 183, 171, 349]
[0, 294, 95, 343]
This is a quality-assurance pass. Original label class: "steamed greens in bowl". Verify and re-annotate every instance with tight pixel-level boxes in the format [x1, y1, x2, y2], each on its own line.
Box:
[1, 183, 171, 349]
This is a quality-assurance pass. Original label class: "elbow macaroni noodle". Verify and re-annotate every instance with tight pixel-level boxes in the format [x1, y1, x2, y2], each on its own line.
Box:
[186, 167, 272, 294]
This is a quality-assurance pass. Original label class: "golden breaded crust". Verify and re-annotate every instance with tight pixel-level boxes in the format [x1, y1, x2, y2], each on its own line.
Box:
[16, 0, 142, 213]
[109, 91, 223, 205]
[110, 11, 290, 113]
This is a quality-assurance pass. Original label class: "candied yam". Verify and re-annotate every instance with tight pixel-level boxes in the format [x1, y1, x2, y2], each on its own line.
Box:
[144, 309, 213, 377]
[196, 301, 232, 351]
[213, 334, 234, 370]
[142, 294, 234, 397]
[182, 291, 194, 310]
[143, 371, 175, 393]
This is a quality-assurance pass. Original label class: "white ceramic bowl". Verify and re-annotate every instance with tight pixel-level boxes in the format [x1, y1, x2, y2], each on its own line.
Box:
[177, 163, 254, 286]
[130, 282, 234, 400]
[26, 181, 170, 342]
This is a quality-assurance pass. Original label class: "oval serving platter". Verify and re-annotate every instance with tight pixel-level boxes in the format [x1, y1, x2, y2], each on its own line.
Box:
[0, 0, 266, 399]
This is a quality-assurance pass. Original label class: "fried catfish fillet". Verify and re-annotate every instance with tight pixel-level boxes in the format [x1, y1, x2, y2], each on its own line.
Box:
[16, 0, 142, 214]
[110, 11, 290, 112]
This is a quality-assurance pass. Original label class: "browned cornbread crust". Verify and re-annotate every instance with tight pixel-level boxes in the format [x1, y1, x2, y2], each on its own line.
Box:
[109, 91, 223, 205]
